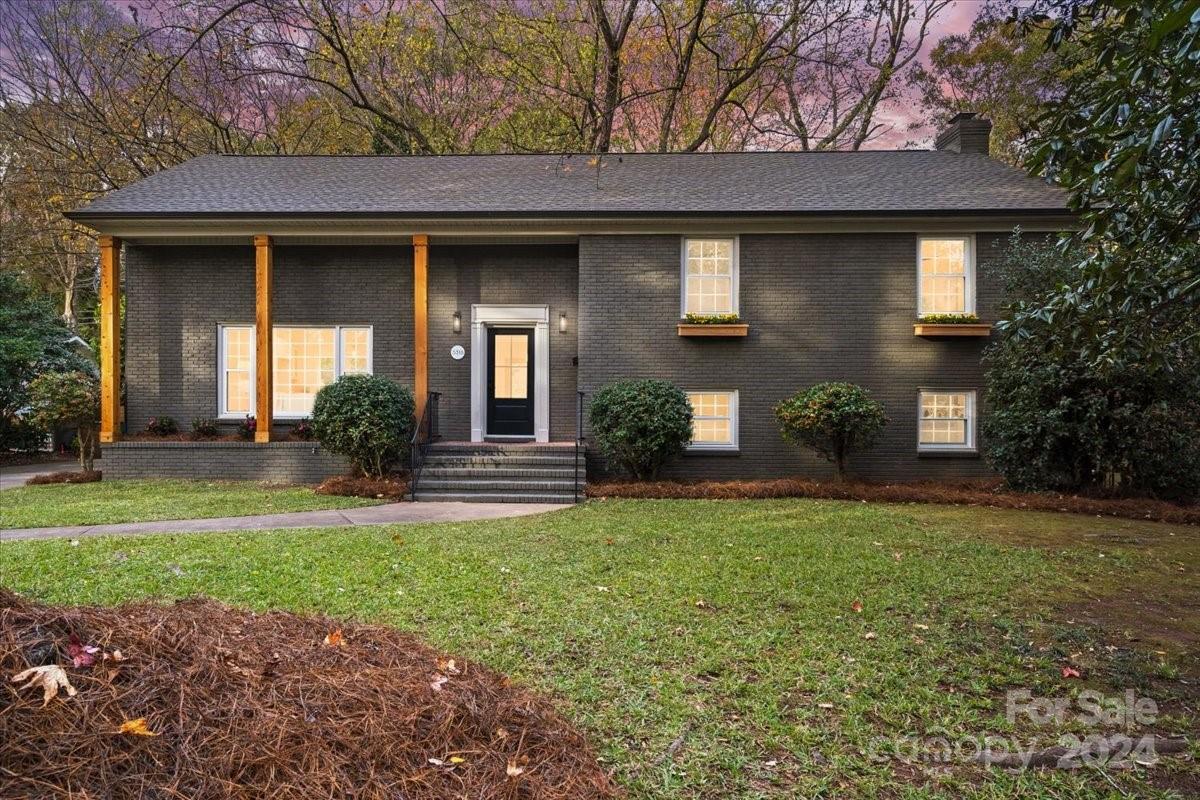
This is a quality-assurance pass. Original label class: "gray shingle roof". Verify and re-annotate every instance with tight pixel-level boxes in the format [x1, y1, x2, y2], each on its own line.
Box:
[68, 151, 1068, 219]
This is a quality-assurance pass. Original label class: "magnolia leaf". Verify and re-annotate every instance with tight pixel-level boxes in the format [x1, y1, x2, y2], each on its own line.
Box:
[117, 718, 157, 736]
[11, 665, 77, 706]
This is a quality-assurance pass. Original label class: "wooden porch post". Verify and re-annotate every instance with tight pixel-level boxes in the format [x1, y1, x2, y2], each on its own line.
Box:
[254, 235, 273, 442]
[413, 234, 429, 423]
[99, 235, 121, 442]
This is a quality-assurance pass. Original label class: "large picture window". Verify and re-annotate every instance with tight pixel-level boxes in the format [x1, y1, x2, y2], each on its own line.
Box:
[687, 390, 739, 451]
[218, 325, 373, 419]
[917, 236, 974, 316]
[918, 390, 976, 451]
[682, 237, 738, 316]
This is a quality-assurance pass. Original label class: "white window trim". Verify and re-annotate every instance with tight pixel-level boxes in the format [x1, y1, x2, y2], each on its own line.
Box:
[917, 388, 977, 452]
[916, 234, 975, 317]
[217, 324, 256, 420]
[686, 389, 739, 452]
[680, 236, 740, 318]
[216, 324, 374, 420]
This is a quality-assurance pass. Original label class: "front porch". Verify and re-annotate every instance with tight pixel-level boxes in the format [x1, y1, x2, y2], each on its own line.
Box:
[97, 235, 583, 493]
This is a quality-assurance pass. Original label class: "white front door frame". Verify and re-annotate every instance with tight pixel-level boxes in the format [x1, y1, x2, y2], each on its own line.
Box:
[470, 304, 550, 442]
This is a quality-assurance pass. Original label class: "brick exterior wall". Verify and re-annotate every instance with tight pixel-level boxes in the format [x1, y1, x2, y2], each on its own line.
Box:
[122, 233, 1022, 483]
[125, 243, 413, 435]
[428, 244, 579, 440]
[578, 232, 1012, 482]
[101, 441, 347, 483]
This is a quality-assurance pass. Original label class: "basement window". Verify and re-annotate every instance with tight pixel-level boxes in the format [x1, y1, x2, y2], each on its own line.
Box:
[687, 391, 739, 451]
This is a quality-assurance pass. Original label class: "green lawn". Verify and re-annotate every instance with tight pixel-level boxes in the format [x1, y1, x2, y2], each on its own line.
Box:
[0, 479, 381, 528]
[1, 499, 1196, 798]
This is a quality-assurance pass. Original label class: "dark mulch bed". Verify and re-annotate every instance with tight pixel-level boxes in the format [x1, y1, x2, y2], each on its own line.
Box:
[0, 591, 617, 800]
[587, 478, 1200, 525]
[315, 473, 409, 501]
[25, 470, 103, 486]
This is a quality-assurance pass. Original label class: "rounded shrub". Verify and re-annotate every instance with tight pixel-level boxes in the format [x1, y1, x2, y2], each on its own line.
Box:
[312, 375, 415, 478]
[588, 379, 692, 480]
[774, 382, 887, 482]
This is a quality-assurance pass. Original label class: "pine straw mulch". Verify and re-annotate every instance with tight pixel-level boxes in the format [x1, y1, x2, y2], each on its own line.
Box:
[0, 591, 618, 800]
[24, 469, 102, 485]
[587, 478, 1200, 525]
[315, 472, 409, 500]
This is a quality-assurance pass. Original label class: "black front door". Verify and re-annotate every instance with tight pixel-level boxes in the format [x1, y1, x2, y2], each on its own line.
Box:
[487, 327, 535, 437]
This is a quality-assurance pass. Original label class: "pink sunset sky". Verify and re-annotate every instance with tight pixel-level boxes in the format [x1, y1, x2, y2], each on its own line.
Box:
[103, 0, 986, 151]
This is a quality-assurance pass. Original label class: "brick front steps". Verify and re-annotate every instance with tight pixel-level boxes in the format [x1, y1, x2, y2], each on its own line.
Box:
[413, 442, 585, 504]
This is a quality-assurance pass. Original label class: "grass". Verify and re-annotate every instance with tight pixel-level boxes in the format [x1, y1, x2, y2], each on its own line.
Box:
[0, 479, 381, 528]
[1, 498, 1197, 798]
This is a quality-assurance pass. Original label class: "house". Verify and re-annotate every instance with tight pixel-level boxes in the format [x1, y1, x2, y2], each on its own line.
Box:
[66, 113, 1071, 501]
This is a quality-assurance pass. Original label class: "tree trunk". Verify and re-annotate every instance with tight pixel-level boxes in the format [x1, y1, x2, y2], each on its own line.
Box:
[834, 446, 847, 483]
[62, 280, 76, 327]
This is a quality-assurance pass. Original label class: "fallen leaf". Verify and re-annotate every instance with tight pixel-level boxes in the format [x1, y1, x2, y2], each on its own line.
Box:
[430, 673, 449, 691]
[448, 756, 466, 764]
[864, 632, 877, 640]
[604, 538, 615, 545]
[437, 657, 460, 675]
[893, 552, 903, 561]
[851, 601, 863, 613]
[11, 665, 77, 706]
[323, 629, 344, 647]
[594, 585, 610, 592]
[817, 702, 834, 709]
[103, 649, 127, 662]
[1061, 666, 1081, 679]
[495, 727, 509, 739]
[506, 758, 525, 777]
[913, 623, 929, 630]
[428, 757, 445, 766]
[117, 718, 157, 736]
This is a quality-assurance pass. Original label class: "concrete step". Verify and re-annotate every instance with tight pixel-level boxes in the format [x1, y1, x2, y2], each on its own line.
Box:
[413, 491, 580, 504]
[422, 455, 584, 468]
[421, 466, 579, 479]
[428, 443, 583, 456]
[418, 478, 581, 493]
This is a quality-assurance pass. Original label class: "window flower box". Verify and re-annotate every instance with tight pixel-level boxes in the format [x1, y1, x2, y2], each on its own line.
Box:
[678, 314, 749, 337]
[913, 314, 991, 338]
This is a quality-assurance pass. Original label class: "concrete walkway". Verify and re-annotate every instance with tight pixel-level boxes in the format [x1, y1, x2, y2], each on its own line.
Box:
[0, 501, 565, 541]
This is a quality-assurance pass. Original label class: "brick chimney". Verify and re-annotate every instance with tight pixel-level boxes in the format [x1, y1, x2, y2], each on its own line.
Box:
[934, 112, 993, 155]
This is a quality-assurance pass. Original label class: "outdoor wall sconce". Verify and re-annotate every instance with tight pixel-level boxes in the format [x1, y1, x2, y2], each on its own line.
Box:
[452, 311, 461, 333]
[559, 312, 568, 333]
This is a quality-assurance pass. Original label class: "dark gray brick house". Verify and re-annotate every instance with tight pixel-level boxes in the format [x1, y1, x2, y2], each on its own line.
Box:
[68, 114, 1071, 499]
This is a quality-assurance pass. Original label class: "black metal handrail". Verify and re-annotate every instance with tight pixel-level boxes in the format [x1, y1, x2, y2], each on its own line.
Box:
[575, 390, 586, 503]
[408, 391, 441, 500]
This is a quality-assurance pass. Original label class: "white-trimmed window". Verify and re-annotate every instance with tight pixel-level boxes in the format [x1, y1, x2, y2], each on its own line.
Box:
[918, 390, 976, 451]
[917, 236, 974, 315]
[219, 325, 255, 417]
[682, 237, 738, 316]
[218, 325, 373, 419]
[687, 390, 739, 451]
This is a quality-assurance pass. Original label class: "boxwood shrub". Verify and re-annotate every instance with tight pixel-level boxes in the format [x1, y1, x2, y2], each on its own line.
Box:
[588, 379, 692, 480]
[312, 375, 415, 477]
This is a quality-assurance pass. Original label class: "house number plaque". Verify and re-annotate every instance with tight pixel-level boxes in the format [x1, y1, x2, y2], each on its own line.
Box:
[450, 345, 465, 360]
